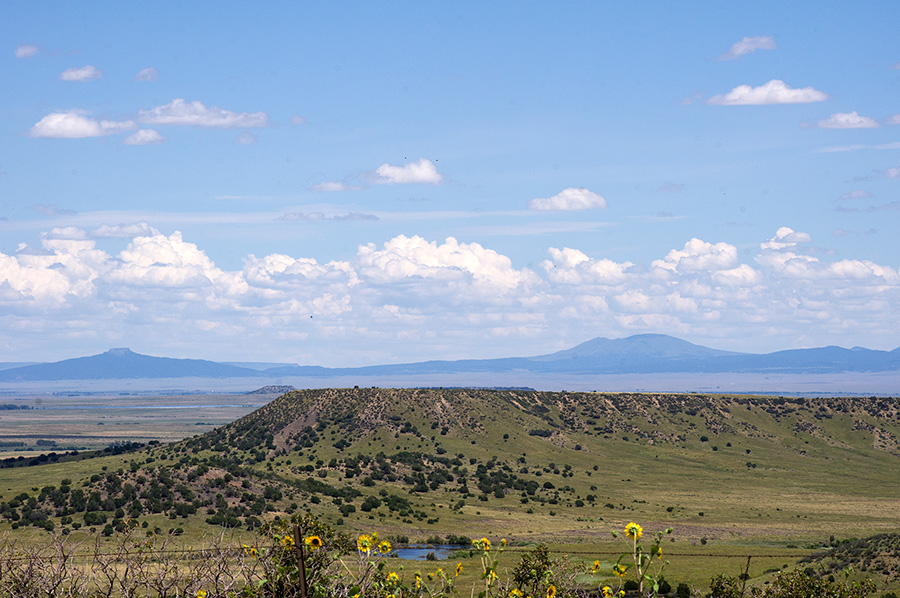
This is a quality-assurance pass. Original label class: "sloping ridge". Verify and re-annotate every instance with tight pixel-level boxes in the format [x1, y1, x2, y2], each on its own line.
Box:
[0, 348, 263, 381]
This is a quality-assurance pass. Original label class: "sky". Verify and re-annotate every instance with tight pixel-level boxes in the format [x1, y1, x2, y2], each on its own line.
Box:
[2, 2, 900, 366]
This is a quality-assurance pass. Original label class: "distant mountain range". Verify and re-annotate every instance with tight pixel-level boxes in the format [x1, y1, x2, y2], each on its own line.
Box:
[0, 334, 898, 382]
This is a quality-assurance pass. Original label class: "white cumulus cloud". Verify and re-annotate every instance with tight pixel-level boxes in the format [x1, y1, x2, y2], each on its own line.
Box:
[815, 111, 879, 129]
[138, 99, 269, 128]
[528, 188, 607, 211]
[60, 65, 103, 82]
[760, 227, 812, 250]
[543, 247, 632, 285]
[652, 238, 739, 273]
[357, 235, 534, 292]
[719, 36, 777, 61]
[708, 79, 828, 105]
[372, 158, 442, 185]
[124, 129, 167, 145]
[29, 110, 135, 139]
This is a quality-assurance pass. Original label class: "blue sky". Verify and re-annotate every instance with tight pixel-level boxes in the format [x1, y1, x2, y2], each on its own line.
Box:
[2, 2, 899, 366]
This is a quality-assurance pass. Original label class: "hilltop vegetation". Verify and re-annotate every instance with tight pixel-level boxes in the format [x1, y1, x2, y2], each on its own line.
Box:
[2, 389, 900, 552]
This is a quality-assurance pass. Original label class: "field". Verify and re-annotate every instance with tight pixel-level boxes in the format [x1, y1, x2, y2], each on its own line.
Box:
[1, 388, 899, 595]
[0, 392, 272, 455]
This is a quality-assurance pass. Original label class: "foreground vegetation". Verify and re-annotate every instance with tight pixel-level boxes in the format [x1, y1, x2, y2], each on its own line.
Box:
[0, 514, 891, 597]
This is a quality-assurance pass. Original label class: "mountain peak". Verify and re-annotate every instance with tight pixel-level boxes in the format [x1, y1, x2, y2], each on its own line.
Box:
[105, 348, 135, 356]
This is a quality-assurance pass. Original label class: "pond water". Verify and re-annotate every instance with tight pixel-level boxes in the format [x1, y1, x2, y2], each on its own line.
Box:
[391, 544, 468, 560]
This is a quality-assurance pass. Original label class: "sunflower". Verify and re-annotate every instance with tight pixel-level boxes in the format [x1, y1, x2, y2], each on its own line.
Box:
[378, 540, 392, 554]
[281, 535, 295, 549]
[546, 585, 557, 598]
[305, 535, 323, 550]
[357, 534, 373, 553]
[197, 591, 208, 598]
[592, 559, 600, 573]
[456, 562, 463, 576]
[624, 522, 643, 540]
[601, 586, 613, 597]
[510, 590, 525, 597]
[386, 572, 400, 586]
[415, 573, 422, 589]
[613, 563, 628, 578]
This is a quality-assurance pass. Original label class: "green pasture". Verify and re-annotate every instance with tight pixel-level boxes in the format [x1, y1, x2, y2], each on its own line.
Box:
[0, 388, 899, 593]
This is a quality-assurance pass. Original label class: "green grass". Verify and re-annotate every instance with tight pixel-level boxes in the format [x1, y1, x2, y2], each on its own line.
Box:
[2, 388, 900, 592]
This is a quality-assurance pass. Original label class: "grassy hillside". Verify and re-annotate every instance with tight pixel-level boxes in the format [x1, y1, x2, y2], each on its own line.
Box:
[2, 388, 899, 551]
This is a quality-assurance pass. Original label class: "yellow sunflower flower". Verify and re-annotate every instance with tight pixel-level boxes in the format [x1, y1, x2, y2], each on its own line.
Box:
[386, 571, 400, 586]
[281, 535, 295, 549]
[305, 535, 323, 550]
[456, 562, 463, 576]
[602, 586, 612, 597]
[613, 563, 628, 578]
[378, 540, 392, 554]
[546, 585, 557, 598]
[510, 590, 525, 597]
[624, 522, 643, 540]
[592, 559, 600, 573]
[197, 591, 208, 598]
[415, 573, 422, 589]
[357, 534, 373, 553]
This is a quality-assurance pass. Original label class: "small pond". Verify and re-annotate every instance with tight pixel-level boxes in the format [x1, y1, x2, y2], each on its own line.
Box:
[391, 544, 469, 560]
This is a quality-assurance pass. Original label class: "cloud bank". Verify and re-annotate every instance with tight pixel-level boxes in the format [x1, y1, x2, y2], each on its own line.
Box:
[2, 226, 897, 363]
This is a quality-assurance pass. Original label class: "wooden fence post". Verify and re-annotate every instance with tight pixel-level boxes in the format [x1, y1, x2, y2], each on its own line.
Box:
[294, 524, 309, 598]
